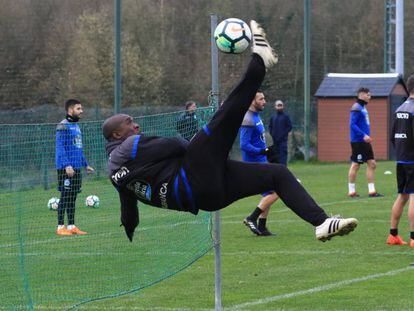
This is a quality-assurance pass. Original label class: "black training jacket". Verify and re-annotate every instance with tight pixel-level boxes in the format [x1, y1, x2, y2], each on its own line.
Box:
[105, 134, 193, 240]
[391, 98, 414, 163]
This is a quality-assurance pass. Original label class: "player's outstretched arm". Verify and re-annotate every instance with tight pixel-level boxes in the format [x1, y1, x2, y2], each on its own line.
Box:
[119, 190, 139, 241]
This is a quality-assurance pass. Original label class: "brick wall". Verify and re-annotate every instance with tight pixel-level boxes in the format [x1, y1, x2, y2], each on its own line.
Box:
[317, 98, 388, 162]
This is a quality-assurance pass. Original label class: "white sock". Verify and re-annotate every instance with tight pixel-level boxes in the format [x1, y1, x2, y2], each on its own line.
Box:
[57, 225, 65, 230]
[368, 183, 376, 193]
[348, 183, 356, 194]
[67, 225, 74, 230]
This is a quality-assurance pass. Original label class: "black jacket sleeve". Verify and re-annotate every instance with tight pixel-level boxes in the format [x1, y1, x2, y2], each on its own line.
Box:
[390, 118, 396, 147]
[119, 188, 139, 241]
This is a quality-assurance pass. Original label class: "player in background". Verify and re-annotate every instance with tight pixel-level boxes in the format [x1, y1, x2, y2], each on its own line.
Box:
[240, 91, 278, 236]
[176, 101, 199, 141]
[102, 20, 358, 243]
[55, 99, 94, 235]
[347, 87, 383, 198]
[269, 100, 292, 166]
[386, 75, 414, 246]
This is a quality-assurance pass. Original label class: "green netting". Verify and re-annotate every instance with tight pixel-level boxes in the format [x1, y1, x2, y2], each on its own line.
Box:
[0, 107, 214, 310]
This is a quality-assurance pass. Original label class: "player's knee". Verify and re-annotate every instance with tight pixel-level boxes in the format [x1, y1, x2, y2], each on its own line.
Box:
[270, 193, 279, 203]
[368, 160, 376, 169]
[351, 162, 360, 171]
[400, 194, 409, 202]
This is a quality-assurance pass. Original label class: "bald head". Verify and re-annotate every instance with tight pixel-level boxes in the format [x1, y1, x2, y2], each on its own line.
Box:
[102, 114, 138, 140]
[275, 100, 284, 112]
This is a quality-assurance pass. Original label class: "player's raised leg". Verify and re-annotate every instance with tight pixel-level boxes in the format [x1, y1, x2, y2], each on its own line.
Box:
[222, 160, 358, 242]
[188, 20, 277, 161]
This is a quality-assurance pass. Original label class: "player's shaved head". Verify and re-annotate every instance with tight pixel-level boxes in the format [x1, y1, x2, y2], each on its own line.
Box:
[102, 114, 132, 140]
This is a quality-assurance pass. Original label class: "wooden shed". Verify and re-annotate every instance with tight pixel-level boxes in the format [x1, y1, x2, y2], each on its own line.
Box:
[315, 73, 408, 162]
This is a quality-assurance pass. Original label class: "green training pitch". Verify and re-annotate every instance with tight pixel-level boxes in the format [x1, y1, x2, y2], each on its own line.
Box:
[3, 161, 414, 310]
[77, 161, 414, 310]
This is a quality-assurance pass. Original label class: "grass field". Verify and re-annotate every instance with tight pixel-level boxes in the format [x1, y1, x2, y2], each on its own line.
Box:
[3, 161, 414, 310]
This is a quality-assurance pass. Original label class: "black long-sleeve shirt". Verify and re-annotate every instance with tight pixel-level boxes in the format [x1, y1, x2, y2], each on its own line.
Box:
[106, 134, 194, 240]
[391, 98, 414, 163]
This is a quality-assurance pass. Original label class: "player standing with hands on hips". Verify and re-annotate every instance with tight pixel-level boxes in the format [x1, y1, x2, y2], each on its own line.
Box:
[102, 21, 358, 243]
[55, 99, 94, 236]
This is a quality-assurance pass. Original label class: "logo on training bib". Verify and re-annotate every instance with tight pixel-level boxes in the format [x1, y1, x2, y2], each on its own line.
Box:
[159, 183, 169, 209]
[74, 135, 83, 148]
[111, 166, 130, 183]
[396, 113, 409, 119]
[394, 133, 407, 139]
[127, 180, 151, 201]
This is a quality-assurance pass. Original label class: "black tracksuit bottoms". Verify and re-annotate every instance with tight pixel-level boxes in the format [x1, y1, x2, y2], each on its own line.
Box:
[183, 54, 328, 226]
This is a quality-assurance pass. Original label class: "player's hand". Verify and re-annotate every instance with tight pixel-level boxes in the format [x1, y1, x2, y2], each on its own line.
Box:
[259, 148, 271, 156]
[65, 166, 75, 177]
[120, 224, 135, 242]
[125, 228, 135, 242]
[86, 166, 95, 174]
[363, 135, 372, 143]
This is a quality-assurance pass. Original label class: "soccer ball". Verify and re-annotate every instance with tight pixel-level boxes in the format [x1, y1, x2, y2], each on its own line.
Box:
[47, 197, 60, 211]
[85, 195, 100, 208]
[214, 18, 252, 54]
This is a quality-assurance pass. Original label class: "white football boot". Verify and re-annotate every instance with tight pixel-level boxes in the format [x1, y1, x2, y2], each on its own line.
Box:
[250, 20, 278, 68]
[315, 216, 358, 242]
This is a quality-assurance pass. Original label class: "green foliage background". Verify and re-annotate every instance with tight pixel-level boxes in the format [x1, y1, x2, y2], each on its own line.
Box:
[2, 0, 413, 113]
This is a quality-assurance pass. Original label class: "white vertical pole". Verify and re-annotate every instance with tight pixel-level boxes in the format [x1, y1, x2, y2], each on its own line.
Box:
[395, 0, 404, 76]
[210, 13, 222, 311]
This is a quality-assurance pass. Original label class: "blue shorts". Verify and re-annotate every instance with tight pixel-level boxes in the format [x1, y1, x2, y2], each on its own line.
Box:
[261, 190, 276, 197]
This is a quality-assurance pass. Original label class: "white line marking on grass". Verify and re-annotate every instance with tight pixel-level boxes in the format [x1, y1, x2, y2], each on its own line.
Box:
[221, 219, 390, 225]
[0, 221, 207, 249]
[220, 197, 391, 220]
[32, 306, 212, 311]
[206, 249, 413, 257]
[220, 208, 289, 220]
[3, 248, 411, 258]
[62, 307, 212, 311]
[227, 266, 413, 310]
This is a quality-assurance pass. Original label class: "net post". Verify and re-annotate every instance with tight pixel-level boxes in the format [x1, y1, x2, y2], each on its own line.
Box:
[210, 13, 222, 311]
[114, 0, 122, 114]
[303, 0, 311, 161]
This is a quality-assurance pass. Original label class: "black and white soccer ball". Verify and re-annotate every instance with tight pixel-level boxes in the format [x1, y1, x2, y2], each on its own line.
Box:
[85, 195, 100, 208]
[214, 18, 251, 54]
[47, 197, 60, 211]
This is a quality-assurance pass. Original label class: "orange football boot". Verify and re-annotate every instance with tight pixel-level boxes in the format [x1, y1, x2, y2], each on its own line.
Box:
[70, 226, 87, 235]
[56, 226, 72, 236]
[386, 234, 407, 245]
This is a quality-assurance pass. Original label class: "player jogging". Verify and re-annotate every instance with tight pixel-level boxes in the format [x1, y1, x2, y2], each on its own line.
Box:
[102, 21, 358, 242]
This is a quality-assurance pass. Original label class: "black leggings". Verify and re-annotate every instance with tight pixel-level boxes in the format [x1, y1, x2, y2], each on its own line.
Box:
[184, 54, 327, 226]
[58, 191, 77, 226]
